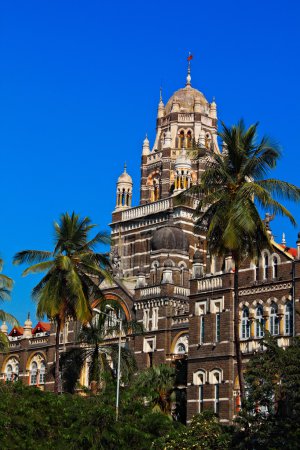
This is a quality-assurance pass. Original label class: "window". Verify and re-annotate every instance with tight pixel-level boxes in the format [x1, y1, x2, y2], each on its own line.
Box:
[176, 343, 186, 354]
[272, 256, 278, 278]
[143, 337, 156, 353]
[143, 309, 150, 331]
[270, 303, 279, 336]
[152, 308, 159, 331]
[199, 385, 204, 413]
[254, 261, 259, 281]
[241, 307, 250, 339]
[255, 306, 264, 338]
[200, 315, 205, 345]
[30, 361, 38, 385]
[215, 313, 220, 343]
[214, 384, 220, 415]
[263, 255, 269, 279]
[6, 364, 12, 382]
[285, 302, 293, 335]
[39, 361, 46, 384]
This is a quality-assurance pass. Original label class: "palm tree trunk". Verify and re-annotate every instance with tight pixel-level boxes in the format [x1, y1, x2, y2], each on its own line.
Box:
[233, 262, 245, 401]
[54, 318, 61, 394]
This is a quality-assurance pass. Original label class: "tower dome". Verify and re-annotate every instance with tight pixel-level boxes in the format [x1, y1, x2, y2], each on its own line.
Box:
[151, 223, 189, 253]
[165, 86, 208, 115]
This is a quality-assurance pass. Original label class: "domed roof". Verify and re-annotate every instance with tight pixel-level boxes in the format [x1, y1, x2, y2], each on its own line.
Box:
[165, 86, 208, 115]
[193, 249, 204, 263]
[151, 224, 189, 252]
[175, 147, 191, 169]
[117, 164, 132, 184]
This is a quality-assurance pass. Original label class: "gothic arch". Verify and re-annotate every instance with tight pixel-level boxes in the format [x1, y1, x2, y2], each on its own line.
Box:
[91, 293, 131, 321]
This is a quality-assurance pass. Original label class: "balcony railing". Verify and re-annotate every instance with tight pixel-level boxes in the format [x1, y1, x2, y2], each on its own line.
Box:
[140, 286, 161, 297]
[122, 199, 171, 221]
[198, 275, 223, 292]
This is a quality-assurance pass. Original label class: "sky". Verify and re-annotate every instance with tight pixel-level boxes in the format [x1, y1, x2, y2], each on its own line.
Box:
[0, 0, 300, 326]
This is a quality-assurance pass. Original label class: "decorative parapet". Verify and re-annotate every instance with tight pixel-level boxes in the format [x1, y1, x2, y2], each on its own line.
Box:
[122, 199, 170, 221]
[174, 286, 190, 297]
[140, 286, 161, 298]
[197, 275, 223, 292]
[239, 282, 292, 296]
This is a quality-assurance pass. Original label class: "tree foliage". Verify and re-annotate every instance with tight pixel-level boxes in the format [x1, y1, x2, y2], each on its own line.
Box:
[233, 336, 300, 449]
[13, 212, 112, 392]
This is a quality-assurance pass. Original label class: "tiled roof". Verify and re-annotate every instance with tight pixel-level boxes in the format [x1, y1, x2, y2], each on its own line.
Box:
[32, 321, 51, 334]
[9, 326, 24, 336]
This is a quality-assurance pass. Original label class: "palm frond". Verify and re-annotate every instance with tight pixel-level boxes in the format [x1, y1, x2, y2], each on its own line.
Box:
[13, 250, 52, 265]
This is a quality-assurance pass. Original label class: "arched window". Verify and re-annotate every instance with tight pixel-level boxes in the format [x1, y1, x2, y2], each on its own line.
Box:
[186, 130, 192, 148]
[254, 260, 259, 281]
[193, 370, 206, 413]
[272, 256, 278, 278]
[6, 364, 13, 382]
[30, 361, 38, 385]
[210, 370, 221, 416]
[241, 307, 250, 339]
[263, 254, 269, 279]
[270, 303, 279, 336]
[255, 306, 264, 338]
[285, 302, 293, 335]
[178, 130, 185, 148]
[39, 361, 46, 384]
[177, 343, 186, 354]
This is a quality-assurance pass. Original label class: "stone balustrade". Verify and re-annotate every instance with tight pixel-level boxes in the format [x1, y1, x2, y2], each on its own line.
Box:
[198, 276, 223, 292]
[140, 286, 161, 297]
[122, 199, 170, 221]
[174, 286, 190, 297]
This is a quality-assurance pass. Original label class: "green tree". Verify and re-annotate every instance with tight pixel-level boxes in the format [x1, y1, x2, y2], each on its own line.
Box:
[154, 410, 231, 450]
[60, 300, 141, 393]
[0, 257, 18, 351]
[133, 364, 176, 416]
[233, 335, 300, 450]
[177, 120, 300, 399]
[13, 212, 112, 393]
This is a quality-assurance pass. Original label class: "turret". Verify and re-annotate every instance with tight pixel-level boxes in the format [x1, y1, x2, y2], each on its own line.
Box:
[157, 88, 165, 119]
[115, 164, 133, 210]
[210, 98, 217, 119]
[23, 313, 32, 338]
[192, 249, 204, 278]
[173, 148, 192, 194]
[163, 129, 172, 149]
[0, 321, 8, 335]
[142, 135, 150, 155]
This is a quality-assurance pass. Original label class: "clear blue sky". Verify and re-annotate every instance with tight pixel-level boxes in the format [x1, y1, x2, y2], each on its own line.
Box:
[1, 0, 300, 326]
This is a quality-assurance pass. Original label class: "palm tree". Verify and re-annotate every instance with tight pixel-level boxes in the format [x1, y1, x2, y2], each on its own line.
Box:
[133, 364, 176, 416]
[13, 212, 113, 393]
[177, 120, 300, 401]
[0, 258, 18, 351]
[60, 300, 141, 394]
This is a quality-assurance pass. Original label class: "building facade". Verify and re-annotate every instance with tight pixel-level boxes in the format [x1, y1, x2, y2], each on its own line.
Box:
[1, 64, 300, 423]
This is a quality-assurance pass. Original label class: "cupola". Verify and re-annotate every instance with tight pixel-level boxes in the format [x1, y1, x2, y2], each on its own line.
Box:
[115, 164, 133, 210]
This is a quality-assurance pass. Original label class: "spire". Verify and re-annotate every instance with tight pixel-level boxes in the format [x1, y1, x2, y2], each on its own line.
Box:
[186, 52, 193, 87]
[157, 87, 165, 118]
[282, 232, 286, 245]
[142, 134, 150, 155]
[124, 162, 127, 173]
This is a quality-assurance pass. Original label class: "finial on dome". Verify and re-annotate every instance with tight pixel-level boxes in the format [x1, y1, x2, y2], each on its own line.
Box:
[186, 52, 193, 87]
[282, 232, 286, 245]
[124, 162, 127, 173]
[160, 86, 163, 102]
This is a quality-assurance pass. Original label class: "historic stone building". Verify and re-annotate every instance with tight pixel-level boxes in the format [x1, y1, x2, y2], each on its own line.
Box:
[1, 63, 300, 423]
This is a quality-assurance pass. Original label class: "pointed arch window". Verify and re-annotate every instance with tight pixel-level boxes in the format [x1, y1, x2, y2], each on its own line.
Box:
[272, 256, 278, 278]
[263, 254, 269, 279]
[187, 130, 192, 148]
[39, 361, 46, 384]
[30, 361, 38, 385]
[178, 130, 185, 148]
[270, 303, 279, 336]
[6, 364, 13, 382]
[255, 306, 264, 338]
[241, 307, 250, 339]
[285, 302, 293, 335]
